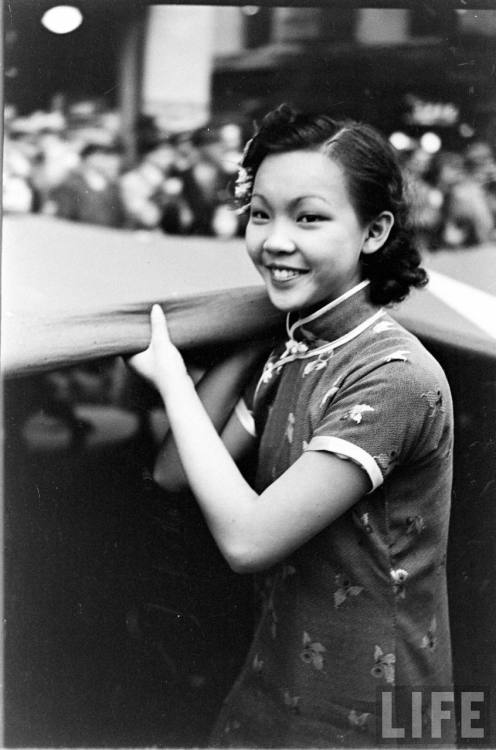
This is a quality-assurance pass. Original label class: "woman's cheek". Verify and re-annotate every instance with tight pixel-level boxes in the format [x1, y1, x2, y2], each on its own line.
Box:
[245, 225, 261, 264]
[247, 247, 264, 275]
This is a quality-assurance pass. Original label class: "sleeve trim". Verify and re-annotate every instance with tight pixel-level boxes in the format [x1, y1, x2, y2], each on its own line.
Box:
[305, 436, 383, 492]
[234, 398, 257, 437]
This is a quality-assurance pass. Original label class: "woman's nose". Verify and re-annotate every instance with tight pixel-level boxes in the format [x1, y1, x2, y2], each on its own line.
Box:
[262, 227, 296, 254]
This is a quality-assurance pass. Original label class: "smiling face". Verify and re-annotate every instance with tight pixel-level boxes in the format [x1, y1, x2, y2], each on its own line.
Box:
[246, 149, 371, 313]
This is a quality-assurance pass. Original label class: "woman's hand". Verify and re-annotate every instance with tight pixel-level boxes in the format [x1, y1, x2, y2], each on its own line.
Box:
[127, 304, 188, 394]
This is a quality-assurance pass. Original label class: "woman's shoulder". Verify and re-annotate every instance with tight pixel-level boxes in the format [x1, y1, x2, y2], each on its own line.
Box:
[351, 312, 449, 383]
[318, 313, 453, 418]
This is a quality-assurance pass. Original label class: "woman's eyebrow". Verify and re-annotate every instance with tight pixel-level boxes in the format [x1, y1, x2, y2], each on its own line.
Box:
[290, 195, 331, 208]
[251, 193, 331, 206]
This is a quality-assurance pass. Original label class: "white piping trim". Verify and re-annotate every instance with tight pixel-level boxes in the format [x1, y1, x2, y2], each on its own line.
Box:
[280, 309, 385, 366]
[234, 398, 257, 437]
[301, 309, 385, 357]
[286, 279, 370, 339]
[253, 309, 386, 403]
[305, 435, 384, 492]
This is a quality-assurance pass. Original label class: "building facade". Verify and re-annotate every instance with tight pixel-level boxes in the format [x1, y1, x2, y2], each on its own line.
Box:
[211, 6, 496, 146]
[4, 3, 496, 146]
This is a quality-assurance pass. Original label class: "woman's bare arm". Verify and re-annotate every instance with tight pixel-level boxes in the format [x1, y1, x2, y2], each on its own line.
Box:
[129, 306, 369, 573]
[153, 347, 264, 491]
[153, 411, 256, 493]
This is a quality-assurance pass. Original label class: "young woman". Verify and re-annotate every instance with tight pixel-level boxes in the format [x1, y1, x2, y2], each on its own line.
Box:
[129, 105, 454, 747]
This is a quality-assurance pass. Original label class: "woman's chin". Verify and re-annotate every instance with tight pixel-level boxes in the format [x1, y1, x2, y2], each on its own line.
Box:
[267, 291, 309, 313]
[262, 275, 311, 312]
[265, 282, 329, 313]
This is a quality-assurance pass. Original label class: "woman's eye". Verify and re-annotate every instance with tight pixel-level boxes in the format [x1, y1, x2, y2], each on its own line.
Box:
[250, 208, 269, 220]
[298, 214, 326, 224]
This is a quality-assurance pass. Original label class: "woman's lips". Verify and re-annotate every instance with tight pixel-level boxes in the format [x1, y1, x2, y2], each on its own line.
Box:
[266, 266, 309, 283]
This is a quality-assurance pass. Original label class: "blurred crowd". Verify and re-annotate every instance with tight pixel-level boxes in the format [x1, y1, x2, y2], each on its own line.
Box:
[5, 105, 496, 459]
[3, 106, 246, 240]
[4, 104, 496, 249]
[401, 139, 496, 250]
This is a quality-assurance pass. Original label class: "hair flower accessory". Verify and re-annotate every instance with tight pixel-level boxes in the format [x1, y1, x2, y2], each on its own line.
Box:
[233, 136, 255, 213]
[234, 165, 253, 213]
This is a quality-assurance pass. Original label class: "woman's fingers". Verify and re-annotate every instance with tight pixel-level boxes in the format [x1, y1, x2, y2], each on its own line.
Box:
[151, 304, 171, 346]
[151, 303, 165, 325]
[127, 304, 186, 390]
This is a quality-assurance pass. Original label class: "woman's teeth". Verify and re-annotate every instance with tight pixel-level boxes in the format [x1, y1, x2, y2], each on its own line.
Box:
[270, 267, 304, 282]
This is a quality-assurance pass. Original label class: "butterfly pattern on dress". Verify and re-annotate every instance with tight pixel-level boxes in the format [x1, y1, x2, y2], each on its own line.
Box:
[421, 616, 438, 651]
[334, 573, 364, 608]
[370, 645, 396, 684]
[223, 719, 241, 735]
[217, 297, 454, 747]
[303, 356, 329, 377]
[373, 450, 398, 475]
[348, 709, 372, 730]
[283, 690, 301, 714]
[260, 360, 284, 384]
[352, 509, 374, 534]
[391, 568, 409, 598]
[300, 631, 326, 671]
[421, 389, 445, 417]
[406, 514, 425, 535]
[252, 653, 264, 673]
[340, 404, 375, 424]
[384, 350, 410, 363]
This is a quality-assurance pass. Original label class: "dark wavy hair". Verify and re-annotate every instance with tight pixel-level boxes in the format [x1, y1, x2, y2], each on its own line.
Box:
[238, 104, 427, 305]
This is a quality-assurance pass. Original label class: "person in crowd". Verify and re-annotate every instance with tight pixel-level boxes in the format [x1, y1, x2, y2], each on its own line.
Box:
[218, 122, 244, 175]
[166, 129, 219, 236]
[128, 105, 454, 747]
[464, 139, 496, 187]
[212, 124, 248, 238]
[429, 150, 494, 248]
[119, 140, 186, 231]
[402, 146, 443, 251]
[2, 135, 36, 213]
[49, 142, 125, 228]
[167, 128, 239, 237]
[464, 139, 496, 231]
[31, 128, 79, 212]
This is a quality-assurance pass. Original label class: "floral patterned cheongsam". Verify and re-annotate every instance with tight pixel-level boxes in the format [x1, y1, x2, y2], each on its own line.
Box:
[210, 281, 454, 748]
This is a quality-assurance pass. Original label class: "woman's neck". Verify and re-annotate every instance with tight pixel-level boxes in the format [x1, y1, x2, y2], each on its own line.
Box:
[285, 279, 381, 346]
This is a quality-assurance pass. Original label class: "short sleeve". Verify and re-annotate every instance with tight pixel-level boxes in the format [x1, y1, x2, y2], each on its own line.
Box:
[233, 356, 270, 439]
[234, 398, 257, 437]
[305, 360, 452, 492]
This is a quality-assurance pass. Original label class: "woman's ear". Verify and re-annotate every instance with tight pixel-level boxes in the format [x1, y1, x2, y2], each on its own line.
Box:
[361, 211, 395, 255]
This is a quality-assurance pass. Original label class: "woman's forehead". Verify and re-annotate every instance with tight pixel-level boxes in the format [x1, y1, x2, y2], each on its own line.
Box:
[253, 150, 348, 201]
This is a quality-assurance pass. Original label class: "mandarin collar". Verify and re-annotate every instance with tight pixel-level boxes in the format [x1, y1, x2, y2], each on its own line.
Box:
[287, 280, 381, 347]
